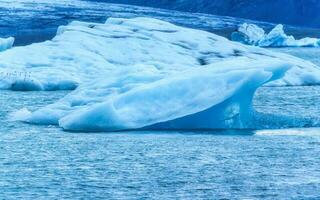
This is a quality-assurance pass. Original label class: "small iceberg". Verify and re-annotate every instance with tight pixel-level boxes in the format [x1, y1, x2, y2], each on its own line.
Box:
[231, 23, 320, 47]
[231, 23, 266, 46]
[0, 17, 319, 131]
[0, 37, 14, 52]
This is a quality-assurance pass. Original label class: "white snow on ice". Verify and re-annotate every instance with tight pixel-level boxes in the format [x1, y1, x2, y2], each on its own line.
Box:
[232, 23, 320, 47]
[1, 17, 320, 131]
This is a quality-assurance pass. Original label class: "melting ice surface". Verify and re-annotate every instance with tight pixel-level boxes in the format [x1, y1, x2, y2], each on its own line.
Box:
[232, 23, 320, 47]
[2, 17, 320, 131]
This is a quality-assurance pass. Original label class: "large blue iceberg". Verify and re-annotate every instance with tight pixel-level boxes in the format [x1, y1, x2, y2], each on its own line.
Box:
[2, 17, 320, 131]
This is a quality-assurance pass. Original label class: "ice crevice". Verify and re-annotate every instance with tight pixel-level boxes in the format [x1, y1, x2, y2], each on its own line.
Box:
[0, 17, 319, 131]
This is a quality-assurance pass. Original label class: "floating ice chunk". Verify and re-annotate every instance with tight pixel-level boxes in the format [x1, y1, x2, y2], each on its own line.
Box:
[0, 37, 14, 52]
[0, 17, 319, 131]
[7, 108, 31, 122]
[231, 23, 265, 45]
[59, 59, 291, 131]
[259, 24, 320, 47]
[27, 107, 67, 125]
[232, 23, 320, 47]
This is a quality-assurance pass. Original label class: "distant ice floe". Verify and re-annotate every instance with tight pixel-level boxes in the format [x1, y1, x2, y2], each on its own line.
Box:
[1, 17, 320, 131]
[231, 23, 320, 47]
[0, 37, 14, 52]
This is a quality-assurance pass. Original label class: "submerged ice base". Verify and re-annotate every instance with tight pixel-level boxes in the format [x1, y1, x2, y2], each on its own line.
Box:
[0, 17, 320, 131]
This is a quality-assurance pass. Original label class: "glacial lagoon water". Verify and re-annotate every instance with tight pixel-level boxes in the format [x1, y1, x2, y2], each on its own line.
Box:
[1, 1, 320, 198]
[0, 48, 319, 199]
